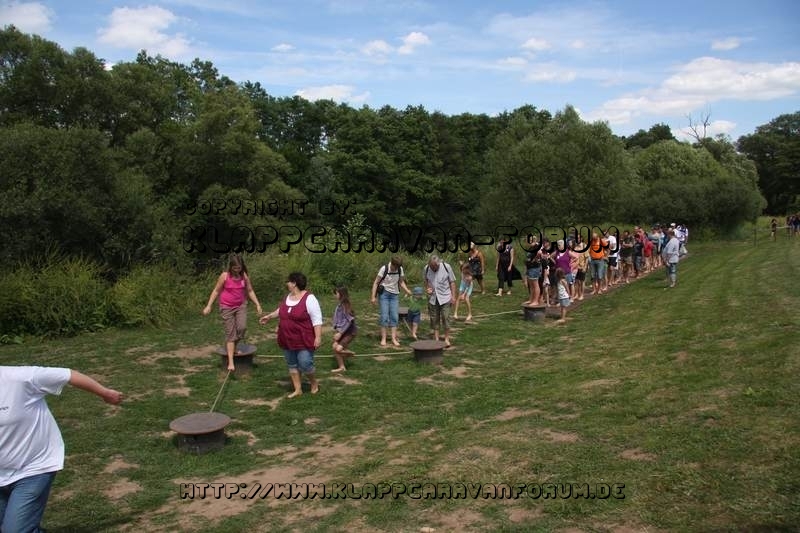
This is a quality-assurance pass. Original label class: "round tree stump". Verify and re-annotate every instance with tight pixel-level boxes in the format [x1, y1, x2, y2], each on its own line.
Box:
[169, 412, 231, 454]
[410, 340, 446, 364]
[522, 304, 546, 323]
[215, 343, 256, 372]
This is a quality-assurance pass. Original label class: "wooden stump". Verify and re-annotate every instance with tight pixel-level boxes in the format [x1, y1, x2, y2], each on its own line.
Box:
[215, 343, 256, 372]
[410, 340, 446, 364]
[169, 412, 231, 454]
[522, 304, 546, 323]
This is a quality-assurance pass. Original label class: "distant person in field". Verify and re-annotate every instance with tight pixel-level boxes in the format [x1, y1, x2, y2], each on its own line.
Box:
[259, 272, 322, 398]
[523, 235, 544, 306]
[605, 229, 619, 287]
[424, 255, 457, 347]
[620, 230, 635, 283]
[453, 261, 474, 322]
[771, 218, 778, 241]
[370, 256, 412, 347]
[588, 231, 608, 295]
[553, 239, 574, 298]
[555, 268, 571, 323]
[467, 243, 487, 294]
[495, 237, 516, 296]
[202, 253, 263, 371]
[405, 286, 425, 340]
[331, 286, 357, 373]
[662, 229, 681, 288]
[1, 366, 123, 533]
[572, 240, 589, 301]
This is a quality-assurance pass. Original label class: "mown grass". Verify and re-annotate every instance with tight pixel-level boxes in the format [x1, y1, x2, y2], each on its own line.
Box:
[1, 235, 798, 532]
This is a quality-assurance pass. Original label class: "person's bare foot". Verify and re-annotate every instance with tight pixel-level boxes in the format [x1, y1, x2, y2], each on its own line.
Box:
[392, 338, 401, 347]
[331, 367, 346, 373]
[287, 391, 302, 399]
[227, 363, 235, 371]
[465, 315, 472, 321]
[342, 349, 355, 356]
[380, 340, 387, 347]
[311, 384, 320, 394]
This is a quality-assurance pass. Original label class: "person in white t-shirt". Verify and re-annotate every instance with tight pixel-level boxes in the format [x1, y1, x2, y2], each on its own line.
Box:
[605, 231, 619, 287]
[1, 366, 123, 532]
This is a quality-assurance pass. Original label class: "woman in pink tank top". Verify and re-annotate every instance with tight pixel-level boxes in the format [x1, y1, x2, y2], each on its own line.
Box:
[202, 254, 263, 371]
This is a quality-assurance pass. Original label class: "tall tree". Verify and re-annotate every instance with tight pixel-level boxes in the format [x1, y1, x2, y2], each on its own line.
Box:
[737, 112, 800, 214]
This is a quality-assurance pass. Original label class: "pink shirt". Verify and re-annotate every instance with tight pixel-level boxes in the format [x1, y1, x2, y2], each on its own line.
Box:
[219, 273, 247, 309]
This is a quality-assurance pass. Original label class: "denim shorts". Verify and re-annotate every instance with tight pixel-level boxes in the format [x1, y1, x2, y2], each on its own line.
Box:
[566, 272, 575, 285]
[283, 348, 315, 374]
[526, 267, 542, 280]
[559, 297, 571, 307]
[406, 309, 421, 324]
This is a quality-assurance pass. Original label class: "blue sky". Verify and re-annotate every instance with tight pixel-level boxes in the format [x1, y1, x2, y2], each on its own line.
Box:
[2, 0, 799, 139]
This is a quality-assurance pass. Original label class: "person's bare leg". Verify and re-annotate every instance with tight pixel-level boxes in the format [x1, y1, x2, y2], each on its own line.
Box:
[226, 341, 235, 371]
[391, 326, 400, 346]
[380, 327, 387, 346]
[308, 372, 319, 394]
[287, 371, 302, 398]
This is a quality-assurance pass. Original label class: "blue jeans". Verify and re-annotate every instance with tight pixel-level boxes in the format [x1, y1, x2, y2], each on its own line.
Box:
[283, 349, 315, 374]
[379, 291, 399, 327]
[589, 258, 606, 281]
[0, 471, 56, 533]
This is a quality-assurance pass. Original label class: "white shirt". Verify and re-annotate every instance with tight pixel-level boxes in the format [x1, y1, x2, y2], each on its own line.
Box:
[607, 234, 618, 258]
[0, 366, 71, 486]
[377, 264, 404, 294]
[284, 293, 323, 326]
[424, 263, 455, 305]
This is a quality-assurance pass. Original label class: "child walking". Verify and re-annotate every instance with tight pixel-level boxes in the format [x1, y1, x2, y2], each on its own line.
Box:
[406, 286, 424, 340]
[331, 286, 357, 373]
[555, 268, 571, 323]
[453, 262, 474, 321]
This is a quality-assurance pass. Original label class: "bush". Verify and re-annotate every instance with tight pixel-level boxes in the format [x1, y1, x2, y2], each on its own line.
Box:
[109, 265, 206, 327]
[0, 255, 110, 337]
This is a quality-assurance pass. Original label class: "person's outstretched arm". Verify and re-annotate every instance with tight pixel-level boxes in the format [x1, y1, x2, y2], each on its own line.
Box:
[68, 370, 123, 405]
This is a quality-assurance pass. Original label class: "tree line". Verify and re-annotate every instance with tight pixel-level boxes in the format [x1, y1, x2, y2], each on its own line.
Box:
[1, 26, 795, 276]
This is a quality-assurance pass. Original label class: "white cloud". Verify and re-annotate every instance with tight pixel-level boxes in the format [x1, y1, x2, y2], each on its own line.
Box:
[362, 39, 393, 56]
[521, 37, 551, 52]
[98, 6, 192, 58]
[272, 43, 294, 52]
[398, 31, 431, 55]
[0, 1, 54, 34]
[584, 57, 800, 126]
[711, 37, 741, 51]
[498, 57, 527, 69]
[295, 84, 370, 105]
[524, 66, 576, 83]
[570, 39, 586, 49]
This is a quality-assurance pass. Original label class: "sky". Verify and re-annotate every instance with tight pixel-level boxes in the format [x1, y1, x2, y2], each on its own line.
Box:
[1, 0, 799, 140]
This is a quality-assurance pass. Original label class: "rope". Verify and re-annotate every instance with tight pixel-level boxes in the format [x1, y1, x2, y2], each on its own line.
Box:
[209, 369, 231, 413]
[468, 309, 522, 319]
[256, 350, 414, 359]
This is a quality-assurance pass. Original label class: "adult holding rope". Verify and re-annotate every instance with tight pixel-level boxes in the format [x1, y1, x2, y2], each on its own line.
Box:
[259, 272, 322, 398]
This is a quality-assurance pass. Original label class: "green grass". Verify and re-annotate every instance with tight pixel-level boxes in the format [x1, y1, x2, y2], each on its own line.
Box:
[1, 237, 798, 532]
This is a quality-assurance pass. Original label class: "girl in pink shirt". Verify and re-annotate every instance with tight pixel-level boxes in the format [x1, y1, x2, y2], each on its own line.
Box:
[203, 254, 263, 371]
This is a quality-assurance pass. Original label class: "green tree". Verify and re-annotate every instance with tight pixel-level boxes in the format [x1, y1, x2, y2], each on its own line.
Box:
[737, 112, 800, 214]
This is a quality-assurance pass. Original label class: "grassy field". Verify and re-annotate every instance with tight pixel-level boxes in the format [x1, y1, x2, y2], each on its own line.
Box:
[1, 235, 798, 532]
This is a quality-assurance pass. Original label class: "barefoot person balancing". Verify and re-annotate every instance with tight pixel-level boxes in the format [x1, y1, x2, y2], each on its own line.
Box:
[331, 286, 357, 373]
[260, 272, 321, 398]
[203, 254, 262, 371]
